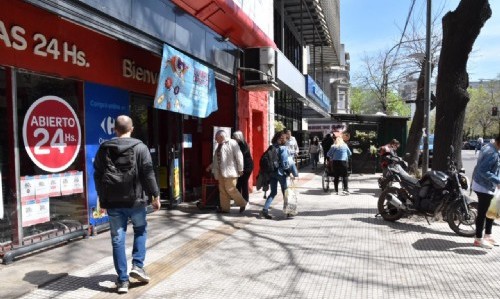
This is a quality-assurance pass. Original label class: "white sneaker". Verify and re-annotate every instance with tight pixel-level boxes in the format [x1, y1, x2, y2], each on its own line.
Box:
[474, 238, 494, 249]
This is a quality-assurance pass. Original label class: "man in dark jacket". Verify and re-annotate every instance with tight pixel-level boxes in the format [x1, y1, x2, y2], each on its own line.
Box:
[322, 133, 334, 165]
[93, 115, 160, 294]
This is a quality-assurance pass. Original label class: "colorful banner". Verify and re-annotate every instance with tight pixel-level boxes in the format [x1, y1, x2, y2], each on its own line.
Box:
[154, 44, 217, 118]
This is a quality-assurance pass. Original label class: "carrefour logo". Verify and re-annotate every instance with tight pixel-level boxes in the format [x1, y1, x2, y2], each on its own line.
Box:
[101, 116, 115, 135]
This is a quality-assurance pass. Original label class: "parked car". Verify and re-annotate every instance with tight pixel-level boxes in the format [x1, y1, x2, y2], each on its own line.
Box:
[419, 134, 434, 167]
[463, 140, 478, 150]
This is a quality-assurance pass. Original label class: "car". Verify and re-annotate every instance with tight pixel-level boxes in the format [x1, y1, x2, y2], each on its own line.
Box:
[419, 134, 434, 167]
[463, 140, 478, 150]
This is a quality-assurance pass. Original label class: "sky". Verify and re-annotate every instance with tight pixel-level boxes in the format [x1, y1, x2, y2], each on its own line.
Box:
[341, 0, 500, 84]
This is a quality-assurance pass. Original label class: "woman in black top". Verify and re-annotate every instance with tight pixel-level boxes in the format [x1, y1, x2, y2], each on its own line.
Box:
[233, 130, 254, 201]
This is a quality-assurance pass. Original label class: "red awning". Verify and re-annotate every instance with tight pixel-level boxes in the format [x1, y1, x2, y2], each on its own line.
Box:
[171, 0, 277, 49]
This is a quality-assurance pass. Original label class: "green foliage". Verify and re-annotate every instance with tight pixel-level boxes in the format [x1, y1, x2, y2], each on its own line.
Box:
[465, 83, 500, 139]
[274, 120, 285, 132]
[350, 87, 410, 117]
[386, 92, 411, 117]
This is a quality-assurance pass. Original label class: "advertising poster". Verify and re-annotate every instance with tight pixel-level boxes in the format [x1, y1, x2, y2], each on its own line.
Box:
[60, 172, 74, 196]
[20, 176, 36, 201]
[21, 197, 50, 227]
[73, 171, 84, 194]
[84, 82, 129, 226]
[154, 44, 218, 118]
[35, 175, 50, 200]
[48, 174, 61, 197]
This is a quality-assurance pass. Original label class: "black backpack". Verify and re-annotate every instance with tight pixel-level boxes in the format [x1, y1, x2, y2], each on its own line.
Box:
[259, 145, 279, 174]
[100, 146, 138, 203]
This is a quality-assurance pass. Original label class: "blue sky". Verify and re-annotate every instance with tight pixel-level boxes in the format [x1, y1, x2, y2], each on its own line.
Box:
[341, 0, 500, 83]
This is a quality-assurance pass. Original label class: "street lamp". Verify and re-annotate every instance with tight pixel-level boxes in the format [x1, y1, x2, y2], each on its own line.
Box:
[422, 0, 432, 173]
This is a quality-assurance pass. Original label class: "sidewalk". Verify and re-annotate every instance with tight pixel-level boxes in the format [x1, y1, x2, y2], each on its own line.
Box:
[2, 165, 500, 298]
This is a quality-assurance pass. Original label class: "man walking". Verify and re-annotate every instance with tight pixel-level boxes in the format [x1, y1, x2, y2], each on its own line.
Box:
[211, 130, 248, 213]
[94, 115, 160, 294]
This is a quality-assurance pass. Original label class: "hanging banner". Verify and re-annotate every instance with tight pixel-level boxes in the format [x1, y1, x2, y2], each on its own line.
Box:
[154, 44, 217, 118]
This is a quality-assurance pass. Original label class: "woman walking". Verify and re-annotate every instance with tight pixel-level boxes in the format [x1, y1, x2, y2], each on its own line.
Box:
[309, 136, 321, 170]
[471, 135, 500, 249]
[233, 130, 254, 202]
[326, 136, 352, 195]
[260, 131, 290, 219]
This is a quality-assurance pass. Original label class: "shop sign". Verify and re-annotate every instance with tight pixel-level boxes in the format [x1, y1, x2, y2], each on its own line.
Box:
[154, 44, 218, 118]
[0, 0, 160, 95]
[22, 96, 81, 173]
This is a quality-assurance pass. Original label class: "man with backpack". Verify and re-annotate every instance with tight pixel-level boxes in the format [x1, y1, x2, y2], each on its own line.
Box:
[93, 115, 160, 294]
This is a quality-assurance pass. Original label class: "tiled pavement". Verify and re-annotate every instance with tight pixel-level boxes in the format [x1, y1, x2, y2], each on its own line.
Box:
[3, 166, 500, 298]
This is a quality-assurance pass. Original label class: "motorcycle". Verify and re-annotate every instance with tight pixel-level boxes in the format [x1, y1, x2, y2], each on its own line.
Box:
[377, 146, 477, 237]
[377, 154, 408, 190]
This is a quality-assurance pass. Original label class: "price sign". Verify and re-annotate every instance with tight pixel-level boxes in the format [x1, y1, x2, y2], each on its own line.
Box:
[23, 96, 81, 173]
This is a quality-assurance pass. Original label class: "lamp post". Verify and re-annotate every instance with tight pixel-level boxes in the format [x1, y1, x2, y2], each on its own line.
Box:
[422, 0, 432, 173]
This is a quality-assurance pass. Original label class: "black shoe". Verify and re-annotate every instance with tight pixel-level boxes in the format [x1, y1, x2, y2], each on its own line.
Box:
[260, 210, 272, 219]
[239, 205, 246, 213]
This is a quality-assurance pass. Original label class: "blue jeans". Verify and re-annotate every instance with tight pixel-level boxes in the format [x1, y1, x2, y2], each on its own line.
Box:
[263, 175, 288, 210]
[107, 207, 147, 282]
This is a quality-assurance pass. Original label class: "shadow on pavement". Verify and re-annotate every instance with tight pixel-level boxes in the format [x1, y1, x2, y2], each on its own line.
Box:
[22, 270, 138, 293]
[353, 216, 458, 237]
[412, 238, 487, 255]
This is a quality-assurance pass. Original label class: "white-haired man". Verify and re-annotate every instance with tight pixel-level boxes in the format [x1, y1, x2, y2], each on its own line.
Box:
[211, 130, 248, 213]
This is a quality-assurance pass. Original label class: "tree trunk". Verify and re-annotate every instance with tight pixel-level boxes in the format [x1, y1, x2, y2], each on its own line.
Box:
[404, 68, 425, 175]
[433, 0, 491, 171]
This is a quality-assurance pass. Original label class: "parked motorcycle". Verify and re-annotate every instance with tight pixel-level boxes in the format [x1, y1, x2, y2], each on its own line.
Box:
[377, 154, 408, 190]
[377, 146, 477, 237]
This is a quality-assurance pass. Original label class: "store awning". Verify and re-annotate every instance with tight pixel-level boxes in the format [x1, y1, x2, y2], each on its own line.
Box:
[171, 0, 276, 49]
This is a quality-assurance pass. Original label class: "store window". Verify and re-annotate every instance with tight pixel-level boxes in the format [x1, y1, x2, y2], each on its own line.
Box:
[0, 67, 14, 245]
[16, 71, 86, 240]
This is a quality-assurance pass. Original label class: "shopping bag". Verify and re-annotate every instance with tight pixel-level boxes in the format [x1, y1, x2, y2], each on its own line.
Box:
[283, 179, 298, 216]
[486, 190, 500, 220]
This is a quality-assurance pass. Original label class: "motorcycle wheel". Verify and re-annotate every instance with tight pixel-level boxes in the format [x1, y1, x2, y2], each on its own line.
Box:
[377, 187, 404, 221]
[446, 201, 478, 237]
[322, 171, 330, 192]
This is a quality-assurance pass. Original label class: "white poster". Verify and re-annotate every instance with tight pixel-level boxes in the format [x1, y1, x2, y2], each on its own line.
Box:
[60, 172, 74, 196]
[0, 170, 3, 220]
[48, 173, 61, 197]
[73, 171, 84, 194]
[21, 197, 50, 227]
[20, 176, 36, 201]
[35, 175, 50, 200]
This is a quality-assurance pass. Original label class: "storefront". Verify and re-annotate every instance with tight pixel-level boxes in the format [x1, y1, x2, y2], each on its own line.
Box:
[1, 0, 273, 262]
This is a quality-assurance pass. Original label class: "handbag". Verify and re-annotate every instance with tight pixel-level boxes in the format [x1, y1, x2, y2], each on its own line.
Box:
[486, 189, 500, 220]
[283, 178, 298, 216]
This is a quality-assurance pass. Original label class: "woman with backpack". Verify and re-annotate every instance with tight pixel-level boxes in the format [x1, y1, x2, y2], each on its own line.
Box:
[260, 131, 290, 219]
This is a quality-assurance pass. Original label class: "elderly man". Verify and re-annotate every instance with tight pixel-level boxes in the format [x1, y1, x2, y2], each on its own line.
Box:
[211, 130, 248, 213]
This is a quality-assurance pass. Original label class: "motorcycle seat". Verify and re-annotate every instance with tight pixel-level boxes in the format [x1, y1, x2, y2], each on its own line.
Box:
[391, 165, 420, 186]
